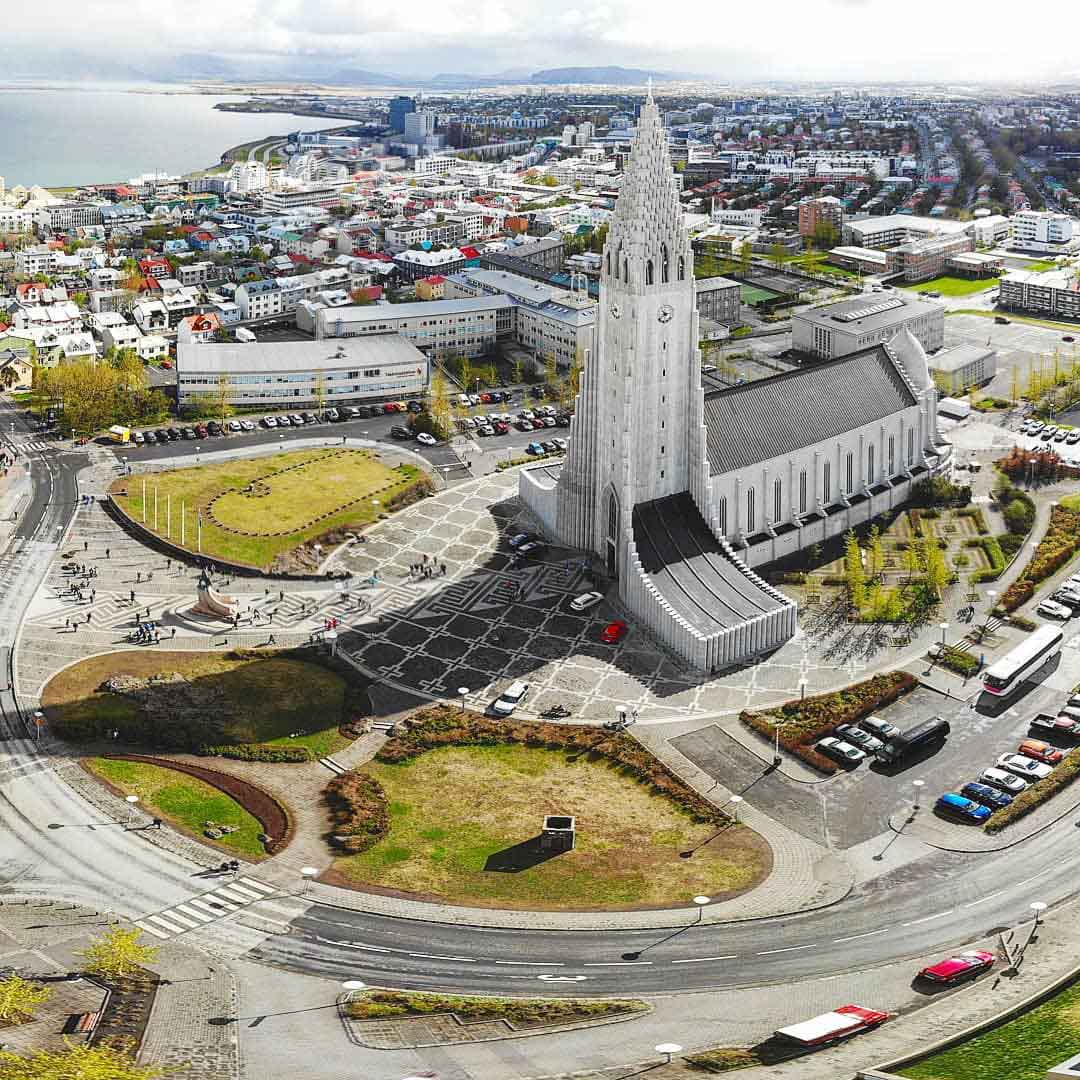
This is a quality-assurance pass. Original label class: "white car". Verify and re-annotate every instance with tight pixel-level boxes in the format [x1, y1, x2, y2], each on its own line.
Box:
[240, 419, 256, 431]
[816, 737, 867, 766]
[996, 754, 1054, 781]
[468, 393, 481, 406]
[570, 591, 603, 612]
[980, 767, 1028, 794]
[227, 420, 241, 432]
[1037, 599, 1072, 621]
[458, 394, 471, 406]
[416, 432, 437, 446]
[491, 681, 530, 717]
[262, 416, 277, 428]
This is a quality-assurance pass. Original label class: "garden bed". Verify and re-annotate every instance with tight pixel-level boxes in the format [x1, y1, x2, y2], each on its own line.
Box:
[999, 505, 1080, 613]
[742, 671, 918, 774]
[984, 753, 1080, 834]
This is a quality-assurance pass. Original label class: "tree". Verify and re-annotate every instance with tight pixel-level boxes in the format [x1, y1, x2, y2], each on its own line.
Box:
[545, 351, 558, 389]
[843, 529, 866, 610]
[769, 243, 790, 270]
[313, 371, 327, 419]
[0, 974, 52, 1023]
[79, 925, 159, 979]
[0, 1043, 175, 1080]
[213, 373, 234, 425]
[866, 524, 885, 582]
[738, 242, 753, 277]
[428, 366, 453, 440]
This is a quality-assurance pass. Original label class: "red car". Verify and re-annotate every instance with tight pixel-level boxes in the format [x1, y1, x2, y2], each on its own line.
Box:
[1018, 739, 1066, 766]
[601, 620, 628, 644]
[494, 422, 509, 435]
[917, 950, 995, 985]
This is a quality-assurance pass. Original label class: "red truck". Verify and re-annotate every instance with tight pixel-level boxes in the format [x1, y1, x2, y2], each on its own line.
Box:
[774, 1004, 890, 1047]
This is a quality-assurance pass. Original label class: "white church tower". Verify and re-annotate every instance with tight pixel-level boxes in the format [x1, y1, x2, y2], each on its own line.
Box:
[552, 87, 711, 576]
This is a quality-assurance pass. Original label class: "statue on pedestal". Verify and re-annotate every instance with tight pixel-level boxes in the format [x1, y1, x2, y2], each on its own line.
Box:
[190, 566, 240, 621]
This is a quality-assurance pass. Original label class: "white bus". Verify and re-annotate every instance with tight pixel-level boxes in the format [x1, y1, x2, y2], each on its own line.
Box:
[982, 625, 1064, 698]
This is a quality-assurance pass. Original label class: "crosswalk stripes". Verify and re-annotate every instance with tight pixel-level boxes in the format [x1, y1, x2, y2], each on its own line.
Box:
[134, 876, 277, 940]
[12, 441, 51, 453]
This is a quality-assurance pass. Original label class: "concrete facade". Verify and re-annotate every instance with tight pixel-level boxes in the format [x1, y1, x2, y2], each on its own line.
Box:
[792, 294, 945, 360]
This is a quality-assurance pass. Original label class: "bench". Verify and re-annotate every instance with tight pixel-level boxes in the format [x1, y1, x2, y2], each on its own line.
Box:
[62, 1011, 101, 1035]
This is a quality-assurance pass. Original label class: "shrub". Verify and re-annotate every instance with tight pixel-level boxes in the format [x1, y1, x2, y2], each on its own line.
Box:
[1000, 505, 1080, 612]
[324, 772, 390, 854]
[969, 536, 1006, 583]
[198, 744, 310, 763]
[998, 531, 1027, 558]
[1004, 497, 1036, 535]
[1008, 614, 1037, 632]
[937, 647, 980, 677]
[985, 753, 1080, 833]
[910, 476, 971, 508]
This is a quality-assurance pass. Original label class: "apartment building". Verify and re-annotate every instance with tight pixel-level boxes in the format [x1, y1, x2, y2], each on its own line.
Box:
[15, 246, 59, 277]
[694, 276, 742, 324]
[176, 261, 219, 288]
[1010, 210, 1077, 254]
[34, 201, 102, 232]
[798, 196, 844, 240]
[999, 268, 1080, 319]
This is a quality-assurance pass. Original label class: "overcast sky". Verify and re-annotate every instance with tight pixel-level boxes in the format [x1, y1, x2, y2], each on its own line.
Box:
[6, 0, 1080, 82]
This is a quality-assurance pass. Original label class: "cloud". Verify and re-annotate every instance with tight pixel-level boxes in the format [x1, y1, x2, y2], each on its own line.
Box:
[5, 0, 1080, 81]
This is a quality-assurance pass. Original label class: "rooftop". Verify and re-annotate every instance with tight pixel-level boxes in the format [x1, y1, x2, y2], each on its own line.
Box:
[795, 293, 942, 332]
[176, 333, 426, 375]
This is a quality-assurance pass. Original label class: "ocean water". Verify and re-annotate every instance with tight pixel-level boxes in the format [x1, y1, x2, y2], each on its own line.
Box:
[0, 84, 343, 188]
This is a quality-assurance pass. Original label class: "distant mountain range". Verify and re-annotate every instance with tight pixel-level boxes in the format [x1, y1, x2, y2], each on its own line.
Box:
[0, 52, 692, 89]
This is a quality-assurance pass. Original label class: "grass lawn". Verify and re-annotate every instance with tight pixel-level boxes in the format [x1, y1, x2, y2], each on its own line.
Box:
[740, 284, 781, 305]
[906, 276, 999, 297]
[899, 977, 1080, 1080]
[788, 252, 861, 279]
[333, 744, 771, 910]
[110, 448, 423, 569]
[42, 651, 347, 757]
[84, 757, 266, 856]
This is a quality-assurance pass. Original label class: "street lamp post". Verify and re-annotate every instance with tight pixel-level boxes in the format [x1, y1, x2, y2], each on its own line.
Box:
[912, 779, 925, 812]
[983, 590, 998, 639]
[773, 718, 785, 766]
[799, 677, 807, 701]
[939, 622, 949, 650]
[727, 794, 743, 823]
[692, 895, 710, 924]
[458, 686, 469, 712]
[616, 705, 628, 729]
[125, 794, 139, 829]
[1030, 900, 1048, 928]
[341, 979, 366, 1007]
[299, 866, 319, 895]
[655, 1044, 683, 1065]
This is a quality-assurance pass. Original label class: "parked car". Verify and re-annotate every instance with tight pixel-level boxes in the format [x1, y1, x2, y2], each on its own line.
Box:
[194, 424, 209, 438]
[494, 422, 510, 435]
[490, 681, 530, 717]
[166, 427, 181, 440]
[553, 438, 568, 451]
[601, 620, 629, 644]
[155, 428, 170, 443]
[960, 781, 1013, 810]
[774, 1004, 890, 1048]
[507, 533, 533, 548]
[288, 414, 304, 426]
[1029, 712, 1080, 738]
[1037, 598, 1072, 621]
[131, 431, 145, 445]
[979, 767, 1028, 794]
[181, 427, 196, 439]
[918, 950, 995, 984]
[477, 425, 494, 437]
[416, 432, 437, 446]
[1014, 740, 1064, 767]
[570, 591, 603, 612]
[526, 442, 545, 455]
[816, 737, 867, 767]
[996, 753, 1054, 781]
[834, 724, 884, 753]
[239, 419, 256, 432]
[324, 408, 340, 422]
[1052, 588, 1080, 612]
[301, 412, 318, 425]
[860, 715, 901, 742]
[141, 431, 158, 445]
[206, 421, 222, 436]
[517, 541, 546, 557]
[407, 400, 423, 413]
[934, 793, 992, 824]
[390, 426, 412, 440]
[227, 420, 241, 433]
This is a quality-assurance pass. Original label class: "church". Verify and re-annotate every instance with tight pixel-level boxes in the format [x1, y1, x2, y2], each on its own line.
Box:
[520, 91, 952, 672]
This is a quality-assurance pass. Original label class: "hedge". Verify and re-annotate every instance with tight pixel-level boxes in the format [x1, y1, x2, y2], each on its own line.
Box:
[198, 743, 310, 763]
[324, 772, 390, 853]
[375, 706, 729, 826]
[740, 671, 918, 775]
[1000, 505, 1080, 612]
[967, 536, 1006, 583]
[984, 753, 1080, 833]
[957, 506, 990, 535]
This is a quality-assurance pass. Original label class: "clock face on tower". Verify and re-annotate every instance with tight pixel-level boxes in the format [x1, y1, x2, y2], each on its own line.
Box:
[657, 304, 674, 324]
[610, 302, 622, 319]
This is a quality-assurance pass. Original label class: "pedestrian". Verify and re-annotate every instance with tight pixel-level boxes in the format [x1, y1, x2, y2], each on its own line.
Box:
[72, 621, 78, 633]
[279, 589, 284, 602]
[91, 589, 96, 602]
[136, 570, 141, 584]
[152, 817, 162, 829]
[87, 612, 92, 625]
[105, 548, 110, 559]
[155, 630, 160, 644]
[441, 562, 446, 576]
[64, 616, 70, 629]
[83, 540, 88, 552]
[166, 558, 171, 572]
[112, 729, 119, 740]
[129, 589, 135, 603]
[171, 627, 176, 639]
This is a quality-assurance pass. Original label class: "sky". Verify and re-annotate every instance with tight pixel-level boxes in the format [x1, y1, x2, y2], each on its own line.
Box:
[5, 0, 1080, 83]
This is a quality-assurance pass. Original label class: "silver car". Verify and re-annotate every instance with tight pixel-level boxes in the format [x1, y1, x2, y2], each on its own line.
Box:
[980, 767, 1028, 794]
[996, 754, 1053, 781]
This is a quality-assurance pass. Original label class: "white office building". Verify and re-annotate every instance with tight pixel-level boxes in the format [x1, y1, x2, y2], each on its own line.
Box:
[1010, 210, 1077, 254]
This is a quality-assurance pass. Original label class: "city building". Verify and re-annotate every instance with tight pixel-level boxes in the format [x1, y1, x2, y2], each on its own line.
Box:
[518, 92, 949, 671]
[792, 294, 945, 360]
[412, 156, 457, 178]
[175, 335, 429, 410]
[798, 196, 843, 240]
[694, 277, 742, 325]
[928, 342, 997, 394]
[229, 160, 269, 194]
[388, 95, 416, 133]
[403, 110, 436, 145]
[392, 247, 468, 282]
[999, 267, 1080, 319]
[1010, 209, 1077, 254]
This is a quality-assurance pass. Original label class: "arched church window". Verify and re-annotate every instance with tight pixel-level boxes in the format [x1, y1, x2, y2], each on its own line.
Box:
[607, 490, 619, 542]
[678, 255, 686, 280]
[823, 462, 831, 503]
[645, 260, 654, 285]
[888, 435, 895, 475]
[799, 470, 807, 514]
[774, 478, 782, 522]
[718, 496, 727, 535]
[661, 245, 669, 283]
[606, 251, 611, 275]
[867, 445, 875, 484]
[747, 489, 756, 534]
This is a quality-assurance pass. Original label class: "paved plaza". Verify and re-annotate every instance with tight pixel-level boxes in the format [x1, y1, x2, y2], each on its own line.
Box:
[16, 457, 954, 729]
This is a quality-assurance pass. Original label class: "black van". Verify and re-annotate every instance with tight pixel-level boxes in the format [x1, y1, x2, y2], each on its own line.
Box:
[875, 716, 950, 765]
